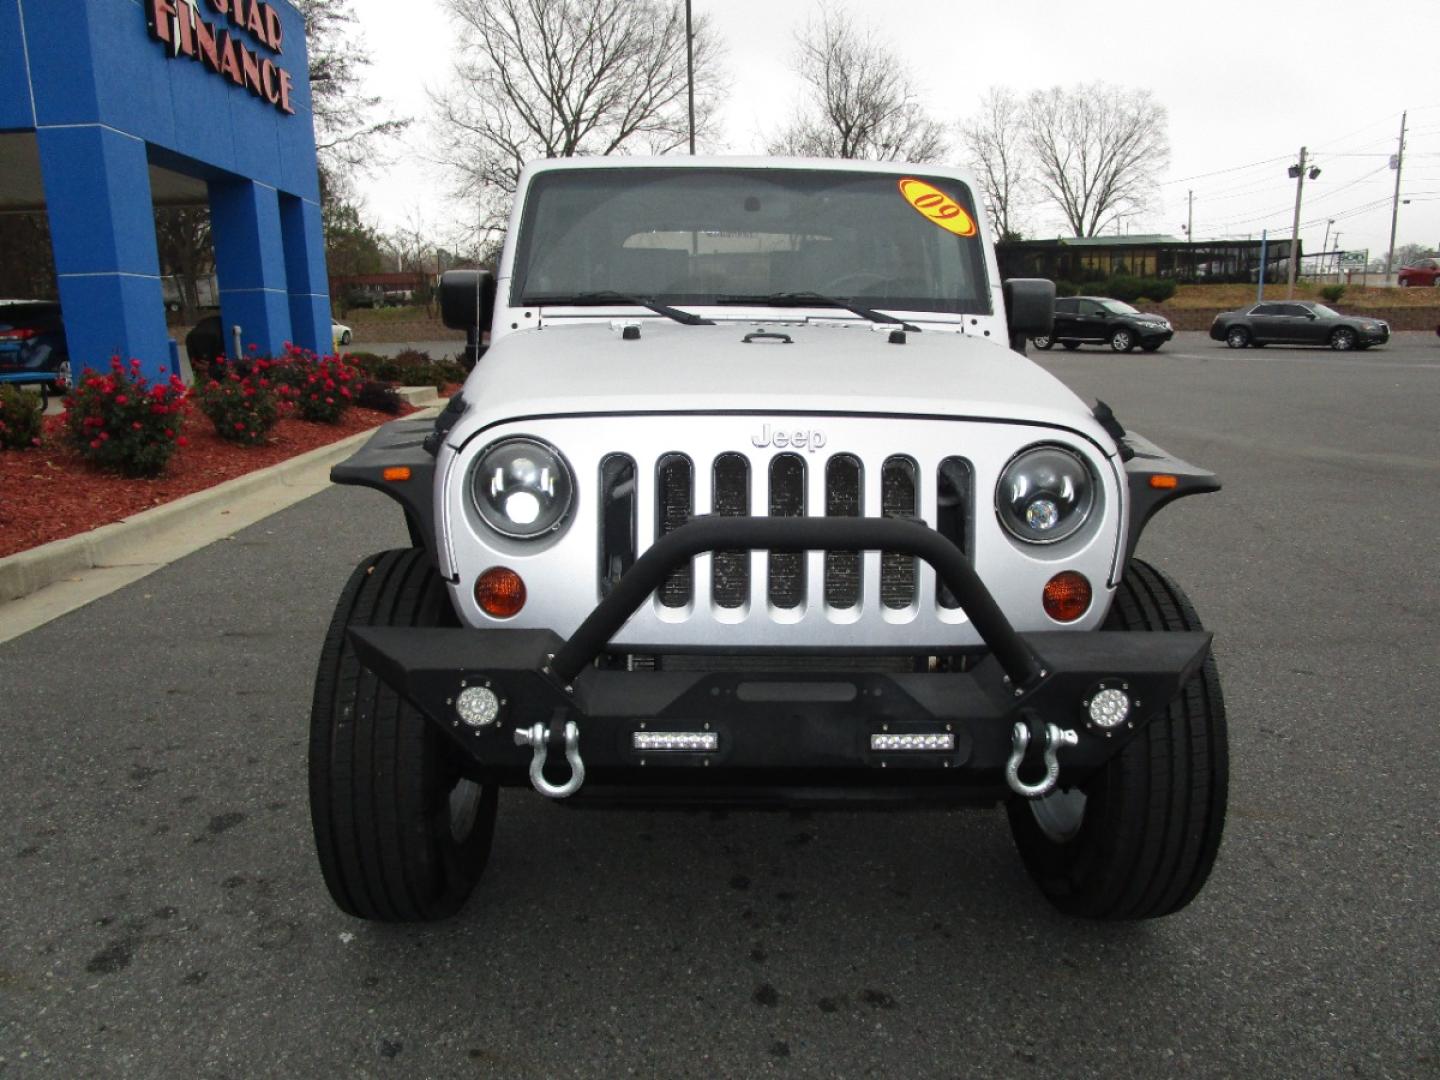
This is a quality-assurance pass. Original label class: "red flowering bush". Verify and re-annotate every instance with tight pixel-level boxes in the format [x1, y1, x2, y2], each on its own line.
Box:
[292, 354, 358, 424]
[64, 358, 188, 477]
[195, 360, 281, 445]
[0, 385, 44, 451]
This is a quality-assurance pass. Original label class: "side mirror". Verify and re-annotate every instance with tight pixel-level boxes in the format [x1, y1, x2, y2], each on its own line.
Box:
[439, 270, 497, 333]
[1002, 278, 1056, 353]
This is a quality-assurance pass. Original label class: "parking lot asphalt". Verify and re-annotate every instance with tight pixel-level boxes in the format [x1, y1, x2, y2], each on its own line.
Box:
[2, 332, 1436, 1077]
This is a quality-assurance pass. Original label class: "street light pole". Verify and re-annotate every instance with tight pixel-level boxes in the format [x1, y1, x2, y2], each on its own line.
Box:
[1384, 110, 1407, 277]
[1187, 189, 1193, 245]
[685, 0, 696, 155]
[1286, 146, 1312, 299]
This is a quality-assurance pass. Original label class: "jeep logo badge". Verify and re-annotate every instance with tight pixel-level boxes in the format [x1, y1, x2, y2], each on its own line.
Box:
[751, 424, 827, 452]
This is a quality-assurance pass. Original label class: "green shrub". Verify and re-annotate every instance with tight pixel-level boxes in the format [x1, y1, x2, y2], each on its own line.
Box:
[1105, 275, 1145, 302]
[1052, 279, 1079, 298]
[0, 385, 44, 450]
[64, 359, 188, 477]
[1320, 284, 1346, 303]
[391, 348, 433, 366]
[1138, 277, 1176, 303]
[195, 367, 281, 445]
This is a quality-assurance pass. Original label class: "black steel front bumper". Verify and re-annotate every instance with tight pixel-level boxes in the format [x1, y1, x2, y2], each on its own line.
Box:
[348, 517, 1211, 801]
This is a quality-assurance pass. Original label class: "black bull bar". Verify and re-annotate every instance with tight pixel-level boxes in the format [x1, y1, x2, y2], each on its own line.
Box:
[349, 517, 1211, 795]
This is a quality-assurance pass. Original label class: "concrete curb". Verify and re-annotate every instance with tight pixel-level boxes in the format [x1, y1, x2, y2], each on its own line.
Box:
[0, 398, 439, 609]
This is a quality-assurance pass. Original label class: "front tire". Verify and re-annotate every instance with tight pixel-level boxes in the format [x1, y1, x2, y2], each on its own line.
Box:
[309, 548, 498, 922]
[1110, 328, 1136, 352]
[1031, 335, 1055, 350]
[1006, 559, 1229, 920]
[1225, 326, 1250, 349]
[1330, 327, 1357, 351]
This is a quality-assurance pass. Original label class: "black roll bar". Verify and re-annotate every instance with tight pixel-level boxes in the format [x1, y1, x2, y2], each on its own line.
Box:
[548, 517, 1046, 687]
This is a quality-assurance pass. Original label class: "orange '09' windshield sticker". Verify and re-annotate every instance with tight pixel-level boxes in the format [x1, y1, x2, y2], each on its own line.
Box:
[898, 178, 977, 237]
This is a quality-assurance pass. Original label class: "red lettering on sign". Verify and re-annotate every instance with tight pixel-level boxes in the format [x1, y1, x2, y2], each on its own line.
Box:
[230, 0, 247, 29]
[914, 193, 944, 209]
[193, 14, 220, 70]
[218, 31, 243, 84]
[240, 43, 263, 95]
[261, 58, 281, 104]
[175, 0, 197, 57]
[263, 4, 283, 51]
[147, 0, 177, 45]
[278, 67, 294, 114]
[245, 0, 266, 40]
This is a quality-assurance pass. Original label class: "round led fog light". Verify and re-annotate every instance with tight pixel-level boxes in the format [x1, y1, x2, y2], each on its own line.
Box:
[1088, 687, 1131, 729]
[456, 686, 501, 727]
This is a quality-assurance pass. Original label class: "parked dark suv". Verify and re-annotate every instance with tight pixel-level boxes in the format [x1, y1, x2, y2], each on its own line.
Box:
[1032, 296, 1173, 353]
[0, 300, 71, 391]
[1208, 301, 1389, 351]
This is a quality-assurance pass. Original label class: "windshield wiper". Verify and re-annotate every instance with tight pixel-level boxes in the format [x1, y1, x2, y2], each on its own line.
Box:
[715, 292, 920, 332]
[519, 291, 713, 326]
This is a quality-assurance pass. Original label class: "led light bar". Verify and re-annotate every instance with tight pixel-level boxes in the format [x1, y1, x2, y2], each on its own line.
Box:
[870, 732, 955, 752]
[632, 731, 719, 753]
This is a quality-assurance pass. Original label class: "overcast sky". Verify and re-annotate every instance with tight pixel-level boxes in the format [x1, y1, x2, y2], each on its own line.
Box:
[346, 0, 1438, 261]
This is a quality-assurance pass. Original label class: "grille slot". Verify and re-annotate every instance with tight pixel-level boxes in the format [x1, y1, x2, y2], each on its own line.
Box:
[767, 453, 806, 609]
[712, 453, 750, 609]
[935, 456, 971, 609]
[824, 454, 862, 608]
[656, 453, 693, 608]
[880, 456, 918, 609]
[598, 454, 637, 598]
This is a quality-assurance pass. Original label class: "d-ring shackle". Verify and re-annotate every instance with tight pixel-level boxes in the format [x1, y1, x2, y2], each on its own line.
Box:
[513, 721, 586, 799]
[1005, 722, 1078, 799]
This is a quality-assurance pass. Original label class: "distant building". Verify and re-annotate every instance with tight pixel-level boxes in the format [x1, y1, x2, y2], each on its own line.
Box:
[998, 235, 1298, 285]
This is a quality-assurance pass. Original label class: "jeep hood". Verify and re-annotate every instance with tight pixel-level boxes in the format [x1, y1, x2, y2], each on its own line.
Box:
[452, 320, 1115, 451]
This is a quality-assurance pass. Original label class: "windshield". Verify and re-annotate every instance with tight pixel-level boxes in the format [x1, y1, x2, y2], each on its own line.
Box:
[1309, 303, 1340, 318]
[1101, 300, 1141, 315]
[511, 167, 991, 317]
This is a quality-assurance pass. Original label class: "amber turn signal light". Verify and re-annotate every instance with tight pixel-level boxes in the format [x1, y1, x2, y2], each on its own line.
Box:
[475, 567, 526, 618]
[383, 466, 412, 482]
[1148, 474, 1179, 490]
[1043, 571, 1092, 622]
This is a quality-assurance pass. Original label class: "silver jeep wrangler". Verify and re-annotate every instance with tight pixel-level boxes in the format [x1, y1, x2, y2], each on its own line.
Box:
[309, 157, 1227, 923]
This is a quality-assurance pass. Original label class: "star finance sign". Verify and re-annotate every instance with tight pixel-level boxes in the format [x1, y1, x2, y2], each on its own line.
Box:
[145, 0, 297, 116]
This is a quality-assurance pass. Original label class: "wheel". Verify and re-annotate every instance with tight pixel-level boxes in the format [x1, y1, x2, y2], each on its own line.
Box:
[1031, 334, 1055, 350]
[53, 359, 72, 394]
[1330, 327, 1357, 351]
[309, 548, 498, 922]
[1109, 328, 1136, 352]
[1399, 279, 1412, 287]
[340, 330, 352, 345]
[1006, 559, 1229, 920]
[1140, 342, 1161, 353]
[1061, 341, 1081, 351]
[1225, 326, 1250, 349]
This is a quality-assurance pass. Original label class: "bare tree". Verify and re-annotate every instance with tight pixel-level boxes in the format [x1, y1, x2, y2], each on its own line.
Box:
[959, 87, 1030, 241]
[1023, 83, 1169, 237]
[154, 208, 214, 324]
[432, 0, 724, 201]
[769, 5, 947, 163]
[293, 0, 409, 178]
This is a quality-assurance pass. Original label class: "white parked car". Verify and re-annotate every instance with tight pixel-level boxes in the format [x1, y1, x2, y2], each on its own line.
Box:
[331, 320, 352, 347]
[310, 157, 1227, 923]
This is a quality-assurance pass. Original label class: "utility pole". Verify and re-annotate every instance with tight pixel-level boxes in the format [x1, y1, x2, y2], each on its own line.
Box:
[1187, 189, 1194, 244]
[1286, 146, 1312, 299]
[685, 0, 696, 155]
[1384, 110, 1407, 277]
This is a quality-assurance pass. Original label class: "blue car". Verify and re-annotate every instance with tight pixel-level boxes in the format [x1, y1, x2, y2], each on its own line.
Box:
[0, 300, 71, 392]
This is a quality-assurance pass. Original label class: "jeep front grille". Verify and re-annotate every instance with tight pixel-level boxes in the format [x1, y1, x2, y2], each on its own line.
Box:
[600, 449, 972, 616]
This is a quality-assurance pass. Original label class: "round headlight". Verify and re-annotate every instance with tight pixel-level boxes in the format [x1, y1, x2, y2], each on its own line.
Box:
[996, 445, 1096, 544]
[471, 437, 575, 539]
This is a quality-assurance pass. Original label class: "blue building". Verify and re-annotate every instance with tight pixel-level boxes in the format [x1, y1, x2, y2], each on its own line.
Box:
[0, 0, 330, 378]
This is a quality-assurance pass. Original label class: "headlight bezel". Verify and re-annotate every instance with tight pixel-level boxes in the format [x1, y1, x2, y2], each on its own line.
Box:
[994, 443, 1099, 546]
[468, 435, 576, 541]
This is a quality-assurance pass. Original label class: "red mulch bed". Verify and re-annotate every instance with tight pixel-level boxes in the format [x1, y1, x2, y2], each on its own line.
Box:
[0, 399, 415, 559]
